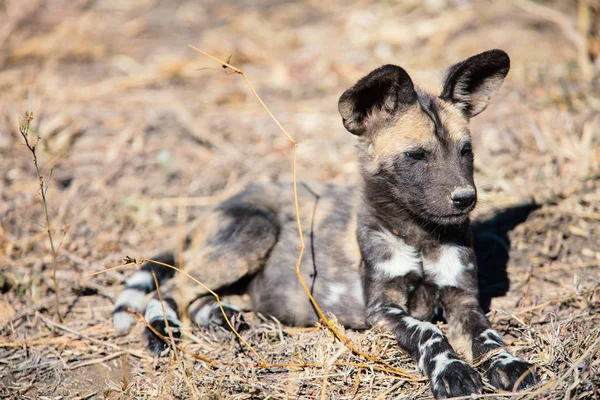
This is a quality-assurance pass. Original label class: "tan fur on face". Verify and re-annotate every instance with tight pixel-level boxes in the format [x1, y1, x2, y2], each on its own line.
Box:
[365, 93, 471, 168]
[437, 99, 470, 143]
[371, 103, 434, 159]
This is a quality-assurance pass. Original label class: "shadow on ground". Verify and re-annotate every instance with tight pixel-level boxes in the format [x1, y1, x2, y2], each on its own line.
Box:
[474, 203, 541, 313]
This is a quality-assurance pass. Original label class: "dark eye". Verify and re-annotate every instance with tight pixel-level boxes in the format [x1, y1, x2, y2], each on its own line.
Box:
[405, 151, 427, 161]
[461, 143, 473, 156]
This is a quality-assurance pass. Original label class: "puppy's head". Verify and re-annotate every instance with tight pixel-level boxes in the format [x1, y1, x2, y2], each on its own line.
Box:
[339, 50, 510, 226]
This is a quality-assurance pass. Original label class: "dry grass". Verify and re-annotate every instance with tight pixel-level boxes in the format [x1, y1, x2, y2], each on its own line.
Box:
[1, 0, 600, 398]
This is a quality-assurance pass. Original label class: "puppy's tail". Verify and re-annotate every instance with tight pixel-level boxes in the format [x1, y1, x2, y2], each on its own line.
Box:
[112, 253, 176, 333]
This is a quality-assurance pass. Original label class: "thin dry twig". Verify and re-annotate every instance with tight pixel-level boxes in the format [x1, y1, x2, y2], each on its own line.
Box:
[19, 111, 61, 322]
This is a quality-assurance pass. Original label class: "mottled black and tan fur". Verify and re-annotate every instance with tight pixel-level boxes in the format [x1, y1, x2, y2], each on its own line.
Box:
[113, 50, 538, 399]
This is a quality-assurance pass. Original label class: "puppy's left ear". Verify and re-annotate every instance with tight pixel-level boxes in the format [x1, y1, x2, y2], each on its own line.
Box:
[441, 49, 510, 118]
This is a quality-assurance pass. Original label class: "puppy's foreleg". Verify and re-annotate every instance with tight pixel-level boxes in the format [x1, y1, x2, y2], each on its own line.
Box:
[361, 231, 482, 399]
[436, 247, 538, 391]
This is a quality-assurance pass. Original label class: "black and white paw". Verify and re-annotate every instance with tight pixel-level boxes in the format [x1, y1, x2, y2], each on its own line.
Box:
[194, 302, 249, 332]
[486, 351, 538, 391]
[213, 306, 250, 332]
[144, 318, 181, 355]
[430, 354, 483, 399]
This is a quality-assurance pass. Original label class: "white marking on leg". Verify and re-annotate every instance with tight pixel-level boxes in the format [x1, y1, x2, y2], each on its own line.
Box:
[374, 231, 421, 278]
[145, 299, 180, 324]
[430, 351, 470, 385]
[113, 312, 136, 333]
[383, 307, 405, 315]
[423, 244, 474, 287]
[113, 288, 147, 332]
[491, 350, 522, 367]
[420, 336, 444, 353]
[480, 329, 504, 346]
[403, 315, 443, 337]
[193, 302, 216, 326]
[125, 270, 154, 290]
[403, 316, 449, 375]
[114, 288, 146, 310]
[193, 302, 241, 326]
[418, 336, 444, 373]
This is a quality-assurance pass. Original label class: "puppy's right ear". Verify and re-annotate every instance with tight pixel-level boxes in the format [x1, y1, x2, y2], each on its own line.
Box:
[338, 65, 417, 136]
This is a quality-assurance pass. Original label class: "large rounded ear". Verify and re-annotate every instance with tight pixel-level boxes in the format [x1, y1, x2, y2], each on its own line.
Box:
[440, 49, 510, 118]
[338, 65, 417, 136]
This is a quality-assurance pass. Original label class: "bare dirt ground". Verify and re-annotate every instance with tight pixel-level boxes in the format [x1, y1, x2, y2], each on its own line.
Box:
[1, 0, 600, 398]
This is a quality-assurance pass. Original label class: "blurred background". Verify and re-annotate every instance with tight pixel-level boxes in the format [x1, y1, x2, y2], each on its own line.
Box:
[1, 0, 599, 398]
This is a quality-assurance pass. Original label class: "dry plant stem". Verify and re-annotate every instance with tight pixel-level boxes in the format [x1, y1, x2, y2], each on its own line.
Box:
[87, 261, 135, 276]
[188, 45, 414, 379]
[320, 365, 329, 400]
[151, 270, 199, 400]
[472, 348, 504, 368]
[19, 111, 61, 322]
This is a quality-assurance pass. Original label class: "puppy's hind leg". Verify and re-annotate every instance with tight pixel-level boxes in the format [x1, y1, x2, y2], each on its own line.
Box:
[143, 185, 281, 354]
[113, 253, 177, 333]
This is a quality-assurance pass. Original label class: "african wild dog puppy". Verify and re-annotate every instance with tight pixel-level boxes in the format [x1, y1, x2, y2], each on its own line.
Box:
[113, 50, 538, 398]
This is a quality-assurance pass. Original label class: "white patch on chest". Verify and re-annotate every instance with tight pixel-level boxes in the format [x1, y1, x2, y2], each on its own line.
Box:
[423, 244, 474, 287]
[374, 231, 421, 278]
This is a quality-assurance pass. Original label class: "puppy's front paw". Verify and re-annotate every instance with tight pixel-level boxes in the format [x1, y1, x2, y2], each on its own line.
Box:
[486, 351, 538, 391]
[430, 354, 483, 399]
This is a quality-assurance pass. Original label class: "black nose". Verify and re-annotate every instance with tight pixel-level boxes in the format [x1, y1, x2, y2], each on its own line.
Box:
[451, 187, 476, 210]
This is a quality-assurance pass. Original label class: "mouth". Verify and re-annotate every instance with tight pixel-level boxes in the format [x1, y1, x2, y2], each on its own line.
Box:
[421, 210, 472, 226]
[437, 213, 470, 223]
